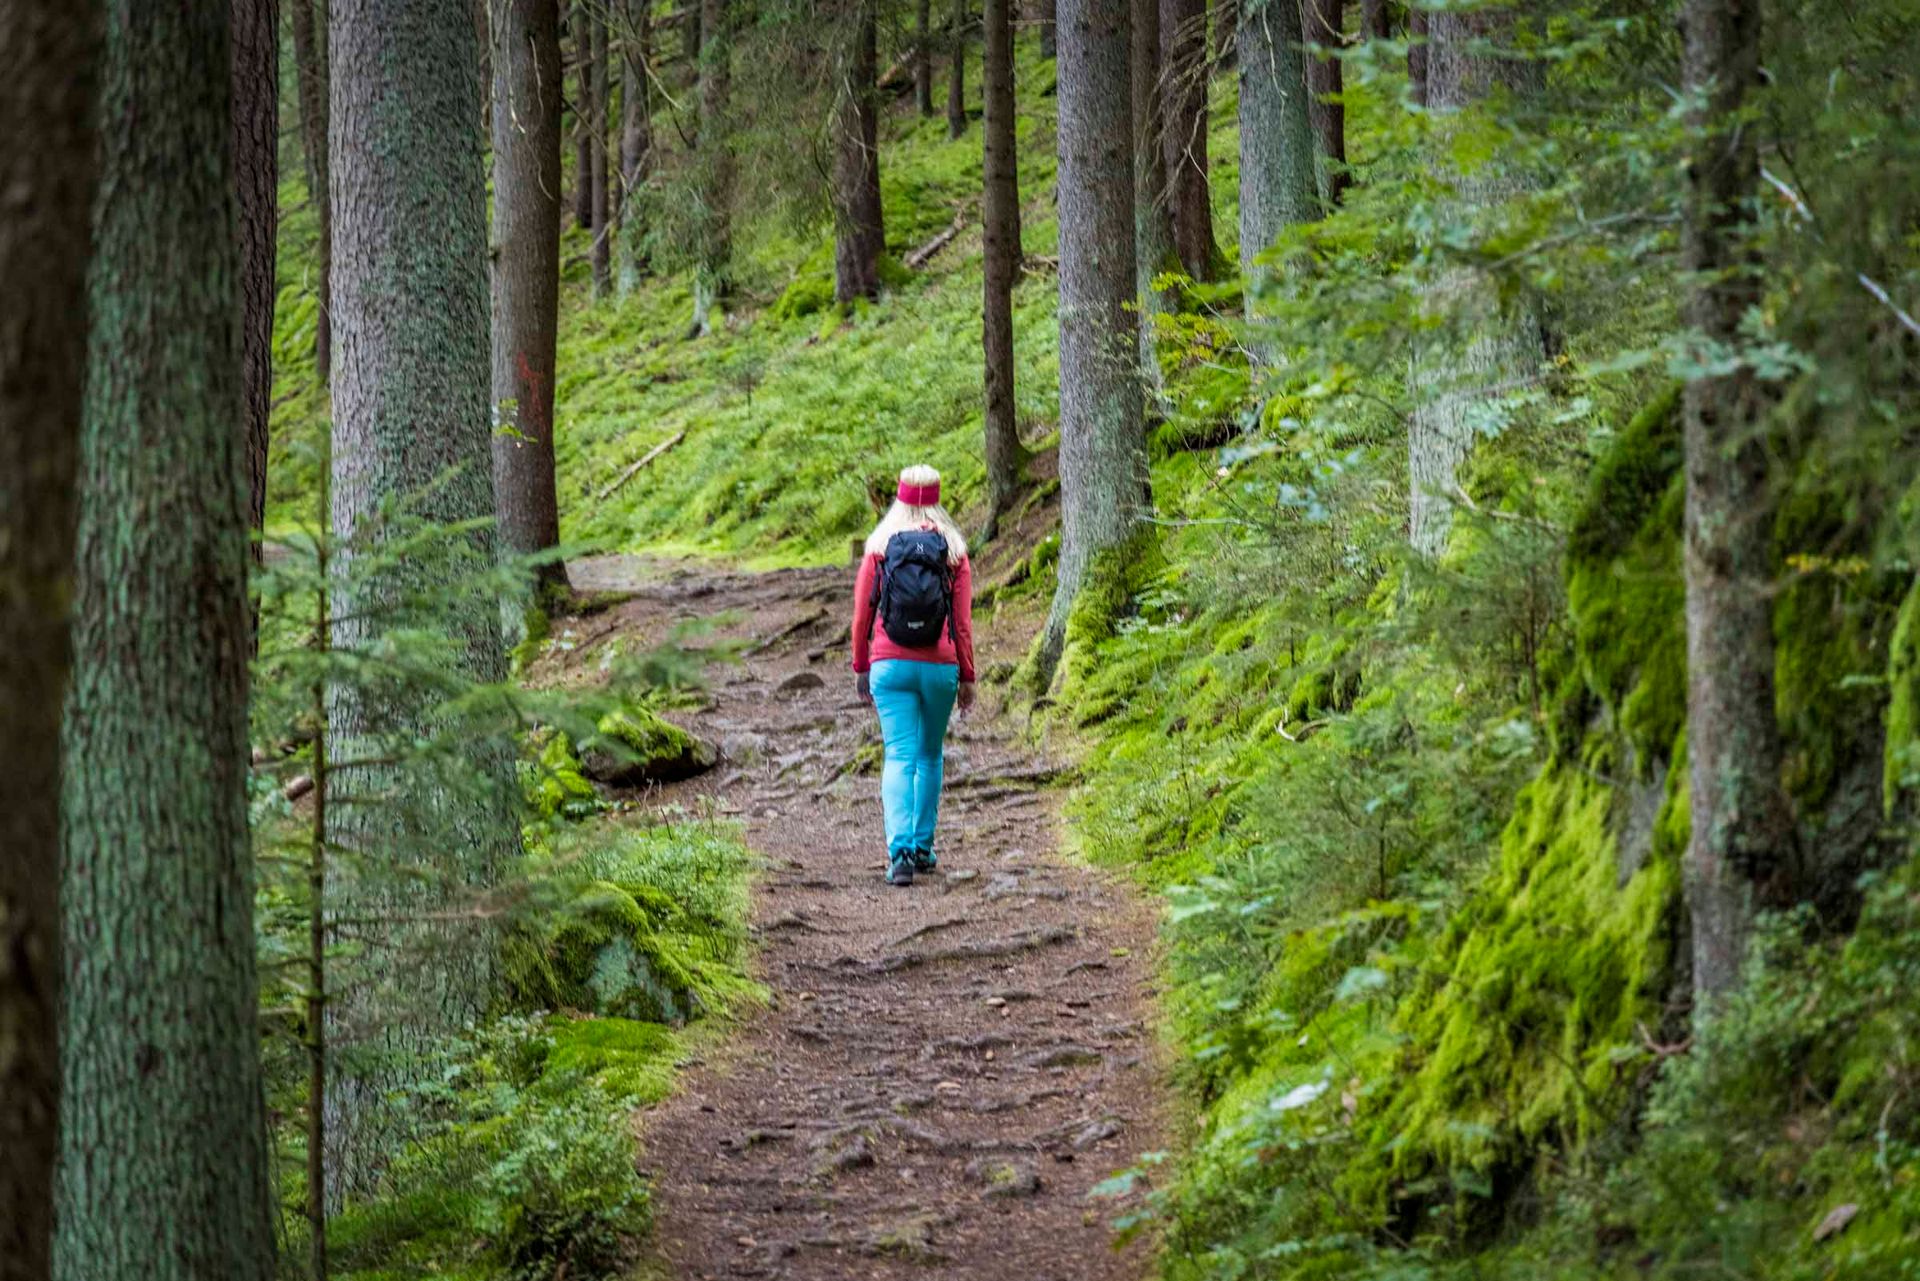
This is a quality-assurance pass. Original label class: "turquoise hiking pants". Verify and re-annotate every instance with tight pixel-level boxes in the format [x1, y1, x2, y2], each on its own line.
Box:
[869, 659, 960, 858]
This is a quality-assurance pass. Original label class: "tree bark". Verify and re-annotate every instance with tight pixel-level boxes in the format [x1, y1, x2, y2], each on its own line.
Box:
[1035, 0, 1147, 688]
[618, 0, 655, 294]
[328, 0, 519, 1203]
[981, 0, 1025, 540]
[1211, 0, 1234, 70]
[573, 0, 594, 227]
[832, 0, 885, 304]
[1405, 8, 1543, 556]
[1360, 0, 1386, 39]
[947, 0, 968, 138]
[1160, 0, 1218, 278]
[1300, 0, 1349, 206]
[1679, 0, 1792, 1001]
[234, 0, 277, 576]
[290, 0, 332, 381]
[56, 3, 276, 1277]
[916, 0, 935, 114]
[0, 9, 96, 1280]
[493, 0, 569, 602]
[1407, 6, 1427, 106]
[1236, 0, 1319, 293]
[1038, 0, 1056, 59]
[590, 4, 611, 295]
[690, 0, 733, 335]
[1131, 0, 1177, 400]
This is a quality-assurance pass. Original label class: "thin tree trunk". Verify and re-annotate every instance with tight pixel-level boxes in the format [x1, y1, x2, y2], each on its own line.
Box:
[0, 9, 96, 1280]
[1680, 0, 1793, 1001]
[981, 0, 1026, 540]
[833, 0, 885, 304]
[1038, 0, 1057, 59]
[1211, 0, 1234, 70]
[1361, 0, 1386, 39]
[1405, 9, 1542, 555]
[234, 0, 278, 580]
[493, 0, 569, 602]
[1301, 0, 1349, 205]
[916, 0, 935, 114]
[1132, 0, 1177, 402]
[1407, 6, 1427, 106]
[590, 5, 611, 296]
[690, 0, 733, 335]
[1035, 0, 1147, 689]
[304, 571, 331, 1281]
[573, 0, 593, 227]
[290, 0, 332, 381]
[1236, 0, 1319, 294]
[618, 0, 655, 293]
[947, 0, 967, 138]
[1161, 0, 1218, 278]
[57, 3, 276, 1277]
[328, 0, 519, 1203]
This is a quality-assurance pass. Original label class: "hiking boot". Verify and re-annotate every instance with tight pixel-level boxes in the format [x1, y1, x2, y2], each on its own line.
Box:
[911, 846, 938, 873]
[886, 852, 915, 886]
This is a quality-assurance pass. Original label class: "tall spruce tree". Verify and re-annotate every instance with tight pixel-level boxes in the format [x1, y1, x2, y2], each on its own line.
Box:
[1132, 0, 1178, 403]
[1236, 0, 1318, 301]
[0, 8, 97, 1279]
[56, 2, 275, 1276]
[572, 0, 594, 227]
[832, 0, 884, 304]
[492, 0, 569, 601]
[916, 0, 936, 114]
[1034, 0, 1148, 689]
[1301, 0, 1350, 206]
[1679, 0, 1794, 1000]
[233, 0, 277, 571]
[1160, 0, 1219, 278]
[327, 0, 521, 1201]
[289, 0, 332, 379]
[590, 4, 612, 296]
[981, 0, 1025, 540]
[617, 0, 655, 293]
[947, 0, 967, 137]
[690, 0, 734, 335]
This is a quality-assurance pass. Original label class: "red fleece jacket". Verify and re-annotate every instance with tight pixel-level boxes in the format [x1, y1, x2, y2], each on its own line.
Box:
[850, 547, 976, 681]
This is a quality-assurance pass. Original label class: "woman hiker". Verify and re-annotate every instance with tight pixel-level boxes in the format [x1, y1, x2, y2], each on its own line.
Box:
[851, 464, 977, 886]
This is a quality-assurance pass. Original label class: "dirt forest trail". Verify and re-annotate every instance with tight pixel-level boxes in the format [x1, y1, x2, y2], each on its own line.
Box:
[555, 554, 1166, 1281]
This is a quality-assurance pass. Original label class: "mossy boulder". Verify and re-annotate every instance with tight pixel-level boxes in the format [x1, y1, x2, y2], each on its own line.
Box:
[504, 879, 708, 1024]
[578, 707, 717, 787]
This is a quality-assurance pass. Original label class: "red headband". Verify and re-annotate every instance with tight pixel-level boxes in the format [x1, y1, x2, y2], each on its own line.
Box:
[897, 480, 940, 506]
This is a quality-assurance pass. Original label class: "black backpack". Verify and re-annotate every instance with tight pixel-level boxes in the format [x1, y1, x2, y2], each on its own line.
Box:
[872, 528, 955, 648]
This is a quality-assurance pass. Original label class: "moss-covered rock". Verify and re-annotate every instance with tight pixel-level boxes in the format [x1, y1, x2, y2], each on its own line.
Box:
[505, 878, 708, 1023]
[578, 706, 717, 787]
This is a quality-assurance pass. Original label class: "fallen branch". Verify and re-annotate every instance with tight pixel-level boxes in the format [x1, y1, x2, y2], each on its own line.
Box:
[744, 606, 828, 656]
[905, 208, 967, 271]
[596, 429, 685, 501]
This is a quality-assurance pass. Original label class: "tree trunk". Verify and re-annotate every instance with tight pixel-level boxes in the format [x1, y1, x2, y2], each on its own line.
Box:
[981, 0, 1025, 540]
[234, 0, 277, 577]
[915, 0, 935, 114]
[493, 0, 569, 602]
[290, 0, 332, 381]
[1131, 0, 1177, 401]
[1211, 0, 1234, 70]
[590, 6, 611, 296]
[327, 0, 519, 1203]
[832, 0, 885, 304]
[1038, 0, 1056, 59]
[1679, 0, 1793, 1001]
[56, 3, 276, 1278]
[1300, 0, 1349, 206]
[1407, 7, 1427, 106]
[1034, 0, 1147, 689]
[947, 0, 967, 138]
[1160, 0, 1218, 279]
[573, 0, 594, 227]
[1405, 9, 1542, 556]
[1360, 0, 1386, 39]
[618, 0, 654, 294]
[1236, 0, 1319, 293]
[0, 10, 96, 1280]
[690, 0, 733, 335]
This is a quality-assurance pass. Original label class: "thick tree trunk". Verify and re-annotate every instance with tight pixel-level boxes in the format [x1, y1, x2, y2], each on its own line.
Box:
[290, 0, 332, 381]
[1407, 7, 1427, 106]
[573, 0, 594, 227]
[0, 9, 96, 1280]
[1236, 0, 1319, 292]
[947, 0, 967, 138]
[1131, 0, 1177, 400]
[690, 0, 734, 335]
[1035, 0, 1146, 688]
[832, 0, 885, 304]
[56, 3, 276, 1278]
[1301, 0, 1349, 206]
[1038, 0, 1057, 59]
[590, 7, 611, 295]
[981, 0, 1025, 540]
[328, 0, 519, 1203]
[1361, 0, 1386, 39]
[1160, 0, 1218, 279]
[493, 0, 569, 602]
[1405, 9, 1542, 556]
[234, 0, 277, 571]
[1211, 0, 1235, 70]
[618, 0, 654, 294]
[916, 0, 935, 114]
[1680, 0, 1792, 1001]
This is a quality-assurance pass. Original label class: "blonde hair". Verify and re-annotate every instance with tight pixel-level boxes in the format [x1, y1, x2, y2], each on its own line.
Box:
[864, 464, 968, 564]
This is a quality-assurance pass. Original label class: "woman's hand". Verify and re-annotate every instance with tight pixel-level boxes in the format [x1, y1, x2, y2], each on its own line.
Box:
[957, 681, 976, 714]
[856, 672, 873, 705]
